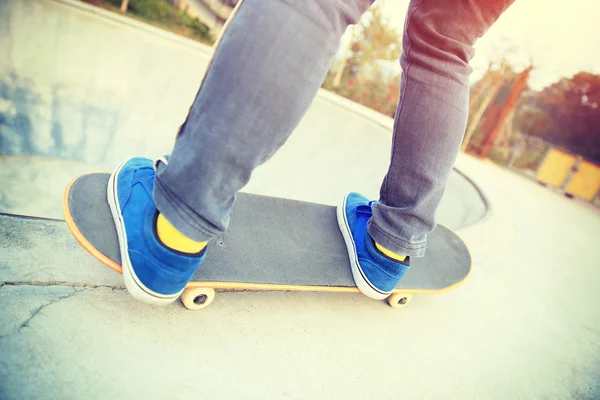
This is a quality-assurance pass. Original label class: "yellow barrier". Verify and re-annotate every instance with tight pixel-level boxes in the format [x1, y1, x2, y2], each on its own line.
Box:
[565, 160, 600, 201]
[536, 149, 577, 188]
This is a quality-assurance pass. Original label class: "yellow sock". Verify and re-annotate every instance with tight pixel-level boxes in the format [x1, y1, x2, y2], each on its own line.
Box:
[156, 213, 207, 254]
[375, 242, 407, 262]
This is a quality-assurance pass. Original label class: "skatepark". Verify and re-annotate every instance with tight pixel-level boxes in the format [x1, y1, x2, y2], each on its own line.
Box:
[1, 1, 599, 399]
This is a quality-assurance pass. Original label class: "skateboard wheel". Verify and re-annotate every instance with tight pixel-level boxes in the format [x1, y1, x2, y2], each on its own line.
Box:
[181, 288, 215, 311]
[387, 293, 412, 309]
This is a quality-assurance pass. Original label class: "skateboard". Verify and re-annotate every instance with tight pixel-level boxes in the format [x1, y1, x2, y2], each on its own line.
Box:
[62, 173, 472, 310]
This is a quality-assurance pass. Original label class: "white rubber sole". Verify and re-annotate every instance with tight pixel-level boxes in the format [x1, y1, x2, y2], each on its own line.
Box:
[336, 195, 391, 300]
[107, 159, 183, 306]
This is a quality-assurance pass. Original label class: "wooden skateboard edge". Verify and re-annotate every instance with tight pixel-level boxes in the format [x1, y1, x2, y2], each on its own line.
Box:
[184, 227, 473, 295]
[185, 270, 471, 295]
[63, 175, 123, 275]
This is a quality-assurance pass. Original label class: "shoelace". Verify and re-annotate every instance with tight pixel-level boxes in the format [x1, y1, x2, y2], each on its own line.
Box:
[354, 201, 375, 253]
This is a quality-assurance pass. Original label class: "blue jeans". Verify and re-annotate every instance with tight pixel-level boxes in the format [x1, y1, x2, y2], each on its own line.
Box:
[153, 0, 513, 257]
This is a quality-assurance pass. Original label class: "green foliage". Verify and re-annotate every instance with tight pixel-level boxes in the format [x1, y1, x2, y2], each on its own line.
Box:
[349, 5, 402, 68]
[322, 4, 402, 117]
[511, 138, 547, 170]
[485, 135, 547, 171]
[179, 12, 212, 40]
[515, 103, 554, 137]
[103, 0, 212, 42]
[515, 72, 600, 163]
[107, 0, 167, 19]
[513, 148, 545, 171]
[487, 147, 511, 166]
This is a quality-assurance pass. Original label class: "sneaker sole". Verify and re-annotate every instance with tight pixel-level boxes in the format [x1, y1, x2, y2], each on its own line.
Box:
[336, 195, 391, 300]
[107, 159, 183, 306]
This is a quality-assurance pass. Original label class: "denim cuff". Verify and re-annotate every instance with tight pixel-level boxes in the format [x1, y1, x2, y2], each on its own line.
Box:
[367, 219, 427, 258]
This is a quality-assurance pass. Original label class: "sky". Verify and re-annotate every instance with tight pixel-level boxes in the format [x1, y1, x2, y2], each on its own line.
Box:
[376, 0, 600, 90]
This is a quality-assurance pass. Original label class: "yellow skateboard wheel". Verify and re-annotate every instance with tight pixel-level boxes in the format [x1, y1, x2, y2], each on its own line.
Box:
[181, 288, 215, 311]
[387, 293, 412, 308]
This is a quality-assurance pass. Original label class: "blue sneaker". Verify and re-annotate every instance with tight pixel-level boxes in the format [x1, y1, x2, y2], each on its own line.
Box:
[337, 192, 410, 300]
[107, 156, 207, 305]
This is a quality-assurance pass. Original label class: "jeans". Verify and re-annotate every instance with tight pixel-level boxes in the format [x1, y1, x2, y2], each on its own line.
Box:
[153, 0, 514, 257]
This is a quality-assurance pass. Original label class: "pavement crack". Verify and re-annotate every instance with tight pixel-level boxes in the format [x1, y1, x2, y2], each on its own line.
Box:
[20, 289, 78, 331]
[0, 288, 80, 340]
[0, 280, 125, 291]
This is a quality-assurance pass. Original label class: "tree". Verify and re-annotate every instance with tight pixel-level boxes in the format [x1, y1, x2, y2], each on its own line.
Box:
[462, 61, 514, 152]
[342, 5, 402, 83]
[323, 4, 403, 117]
[463, 58, 530, 154]
[515, 72, 600, 162]
[478, 66, 531, 157]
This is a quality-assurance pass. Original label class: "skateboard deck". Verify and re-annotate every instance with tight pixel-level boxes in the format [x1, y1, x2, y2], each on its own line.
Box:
[63, 173, 471, 309]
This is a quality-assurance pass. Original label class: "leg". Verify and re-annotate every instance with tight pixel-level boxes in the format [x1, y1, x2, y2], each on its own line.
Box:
[339, 0, 514, 299]
[153, 0, 374, 242]
[370, 0, 515, 257]
[108, 0, 374, 304]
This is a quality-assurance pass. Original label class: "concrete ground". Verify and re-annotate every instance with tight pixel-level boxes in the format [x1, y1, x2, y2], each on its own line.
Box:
[1, 1, 600, 399]
[2, 157, 599, 399]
